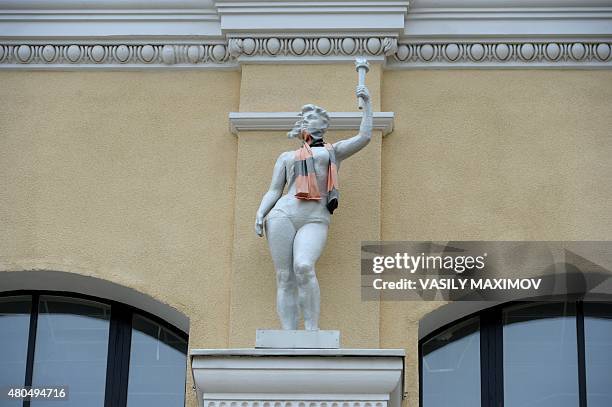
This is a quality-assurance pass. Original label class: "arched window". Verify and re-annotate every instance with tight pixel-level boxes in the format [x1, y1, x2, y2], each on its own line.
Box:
[421, 301, 612, 407]
[0, 292, 188, 407]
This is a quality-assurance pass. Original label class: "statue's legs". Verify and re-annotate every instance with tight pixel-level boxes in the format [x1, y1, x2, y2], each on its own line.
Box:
[265, 217, 299, 330]
[292, 222, 328, 331]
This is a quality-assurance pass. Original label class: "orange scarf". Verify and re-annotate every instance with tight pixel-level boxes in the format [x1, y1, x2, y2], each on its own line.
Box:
[294, 142, 339, 213]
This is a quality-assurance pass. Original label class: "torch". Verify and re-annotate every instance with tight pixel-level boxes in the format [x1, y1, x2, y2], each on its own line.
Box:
[355, 57, 370, 110]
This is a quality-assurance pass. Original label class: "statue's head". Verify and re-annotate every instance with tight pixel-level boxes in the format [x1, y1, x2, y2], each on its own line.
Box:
[287, 104, 330, 143]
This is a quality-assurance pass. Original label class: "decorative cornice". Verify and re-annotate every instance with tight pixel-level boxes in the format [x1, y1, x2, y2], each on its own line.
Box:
[228, 112, 395, 136]
[0, 0, 220, 38]
[1, 0, 612, 69]
[405, 4, 612, 39]
[0, 42, 237, 69]
[215, 1, 409, 33]
[2, 39, 612, 69]
[228, 35, 398, 63]
[387, 40, 612, 69]
[0, 35, 398, 68]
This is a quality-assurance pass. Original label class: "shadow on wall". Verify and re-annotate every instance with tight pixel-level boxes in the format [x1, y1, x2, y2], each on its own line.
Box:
[0, 270, 189, 334]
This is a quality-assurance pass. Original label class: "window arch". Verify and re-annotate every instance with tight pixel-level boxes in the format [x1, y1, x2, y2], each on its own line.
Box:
[0, 291, 188, 407]
[420, 300, 612, 407]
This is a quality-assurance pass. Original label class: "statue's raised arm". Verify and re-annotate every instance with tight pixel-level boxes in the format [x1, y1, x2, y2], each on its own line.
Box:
[332, 85, 373, 162]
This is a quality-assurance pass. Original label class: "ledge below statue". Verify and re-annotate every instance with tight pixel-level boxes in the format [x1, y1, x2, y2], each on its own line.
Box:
[190, 347, 405, 407]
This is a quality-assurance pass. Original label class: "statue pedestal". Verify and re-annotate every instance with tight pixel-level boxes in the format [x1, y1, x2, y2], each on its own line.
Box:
[255, 329, 340, 349]
[191, 345, 405, 407]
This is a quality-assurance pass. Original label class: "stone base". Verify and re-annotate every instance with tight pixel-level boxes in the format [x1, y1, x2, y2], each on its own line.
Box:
[255, 329, 340, 349]
[191, 348, 405, 407]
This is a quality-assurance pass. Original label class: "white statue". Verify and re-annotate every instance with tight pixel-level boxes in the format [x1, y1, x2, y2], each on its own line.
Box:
[255, 61, 373, 331]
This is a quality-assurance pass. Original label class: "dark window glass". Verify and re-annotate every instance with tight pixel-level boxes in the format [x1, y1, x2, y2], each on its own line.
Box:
[127, 314, 187, 407]
[584, 303, 612, 407]
[503, 303, 579, 407]
[422, 317, 481, 407]
[0, 296, 31, 407]
[0, 292, 188, 407]
[31, 296, 110, 407]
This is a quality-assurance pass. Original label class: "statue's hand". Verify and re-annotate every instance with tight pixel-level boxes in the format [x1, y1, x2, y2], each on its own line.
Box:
[255, 216, 264, 237]
[356, 85, 370, 103]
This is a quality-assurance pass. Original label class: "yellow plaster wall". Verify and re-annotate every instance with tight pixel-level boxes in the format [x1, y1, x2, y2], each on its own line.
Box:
[380, 70, 612, 406]
[2, 67, 612, 407]
[0, 70, 241, 406]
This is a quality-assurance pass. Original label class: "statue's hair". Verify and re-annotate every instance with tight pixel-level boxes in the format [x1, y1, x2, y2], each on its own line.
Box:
[287, 104, 330, 139]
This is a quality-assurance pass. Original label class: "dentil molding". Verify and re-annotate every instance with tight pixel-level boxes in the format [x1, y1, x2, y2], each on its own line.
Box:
[0, 42, 235, 69]
[388, 40, 612, 69]
[1, 40, 611, 69]
[0, 0, 611, 69]
[227, 36, 398, 63]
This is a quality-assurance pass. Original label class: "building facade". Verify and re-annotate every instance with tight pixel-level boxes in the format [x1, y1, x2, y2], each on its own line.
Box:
[1, 1, 612, 406]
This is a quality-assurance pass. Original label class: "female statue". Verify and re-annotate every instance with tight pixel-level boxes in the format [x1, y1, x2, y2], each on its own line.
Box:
[255, 85, 373, 330]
